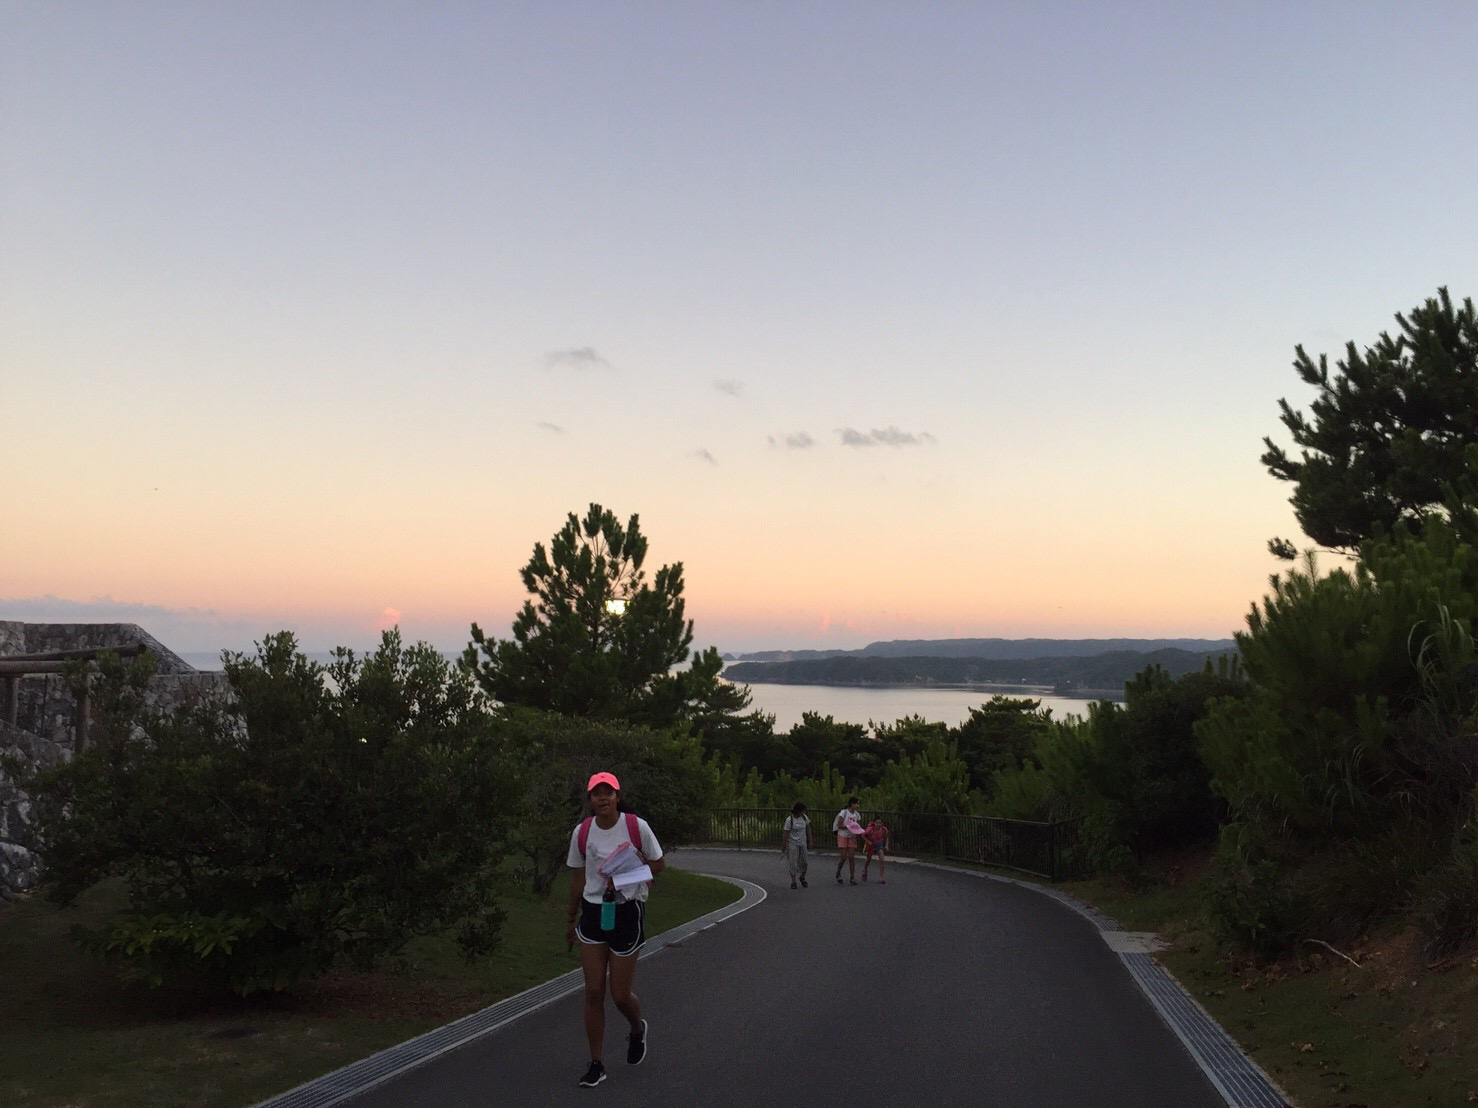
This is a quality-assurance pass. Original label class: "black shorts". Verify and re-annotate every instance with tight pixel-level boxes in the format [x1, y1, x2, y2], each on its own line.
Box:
[575, 898, 646, 957]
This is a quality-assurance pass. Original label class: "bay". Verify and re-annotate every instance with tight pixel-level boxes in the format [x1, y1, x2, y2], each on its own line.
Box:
[737, 681, 1113, 733]
[178, 652, 1114, 733]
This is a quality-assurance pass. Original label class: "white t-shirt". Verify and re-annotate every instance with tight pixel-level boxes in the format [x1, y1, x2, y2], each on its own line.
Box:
[566, 814, 664, 904]
[834, 807, 861, 837]
[783, 814, 809, 846]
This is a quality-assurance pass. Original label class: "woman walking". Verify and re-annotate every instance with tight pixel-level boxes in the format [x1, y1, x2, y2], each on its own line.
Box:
[566, 771, 665, 1088]
[780, 801, 814, 888]
[832, 796, 862, 884]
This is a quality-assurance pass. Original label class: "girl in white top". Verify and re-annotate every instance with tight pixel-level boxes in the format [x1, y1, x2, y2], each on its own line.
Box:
[833, 796, 862, 885]
[565, 771, 665, 1088]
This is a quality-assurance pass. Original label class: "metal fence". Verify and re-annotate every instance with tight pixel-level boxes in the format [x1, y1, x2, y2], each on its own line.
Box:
[703, 807, 1086, 882]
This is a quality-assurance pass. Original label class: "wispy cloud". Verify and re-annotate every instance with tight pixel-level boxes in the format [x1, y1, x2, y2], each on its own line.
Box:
[872, 426, 936, 447]
[837, 426, 937, 448]
[768, 431, 816, 449]
[3, 594, 187, 622]
[542, 346, 612, 371]
[536, 421, 564, 434]
[713, 379, 743, 397]
[692, 448, 719, 465]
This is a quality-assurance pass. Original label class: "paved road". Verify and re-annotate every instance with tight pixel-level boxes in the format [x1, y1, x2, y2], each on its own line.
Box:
[347, 849, 1224, 1107]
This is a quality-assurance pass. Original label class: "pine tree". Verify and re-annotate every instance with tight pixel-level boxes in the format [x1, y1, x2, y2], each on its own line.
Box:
[1262, 287, 1478, 554]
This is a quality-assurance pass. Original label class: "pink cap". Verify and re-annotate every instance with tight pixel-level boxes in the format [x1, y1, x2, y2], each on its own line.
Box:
[586, 771, 621, 792]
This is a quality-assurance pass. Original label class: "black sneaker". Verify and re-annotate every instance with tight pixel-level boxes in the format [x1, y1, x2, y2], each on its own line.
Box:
[579, 1060, 606, 1087]
[627, 1019, 648, 1065]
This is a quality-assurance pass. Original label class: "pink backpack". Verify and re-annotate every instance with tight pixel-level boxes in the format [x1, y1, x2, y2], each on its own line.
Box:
[577, 811, 642, 857]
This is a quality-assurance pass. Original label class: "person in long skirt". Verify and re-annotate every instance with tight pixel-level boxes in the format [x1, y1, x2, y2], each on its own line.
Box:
[780, 801, 814, 889]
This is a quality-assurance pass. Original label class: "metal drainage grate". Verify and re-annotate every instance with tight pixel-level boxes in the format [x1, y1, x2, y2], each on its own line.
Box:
[1118, 953, 1289, 1107]
[907, 858, 1291, 1108]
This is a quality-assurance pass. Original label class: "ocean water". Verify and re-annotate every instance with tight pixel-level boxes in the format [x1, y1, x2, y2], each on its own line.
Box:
[738, 682, 1109, 732]
[179, 652, 1108, 733]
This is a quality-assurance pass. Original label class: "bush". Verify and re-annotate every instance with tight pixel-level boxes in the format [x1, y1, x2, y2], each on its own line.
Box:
[30, 632, 512, 994]
[867, 740, 973, 815]
[1197, 520, 1478, 956]
[1414, 798, 1478, 960]
[950, 696, 1052, 793]
[1205, 825, 1295, 962]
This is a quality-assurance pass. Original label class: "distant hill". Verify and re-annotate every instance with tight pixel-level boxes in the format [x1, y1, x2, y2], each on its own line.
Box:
[723, 641, 1239, 692]
[733, 637, 1236, 662]
[858, 637, 1236, 659]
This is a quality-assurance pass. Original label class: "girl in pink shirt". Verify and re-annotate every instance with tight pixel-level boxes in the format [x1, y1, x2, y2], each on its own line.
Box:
[861, 816, 889, 883]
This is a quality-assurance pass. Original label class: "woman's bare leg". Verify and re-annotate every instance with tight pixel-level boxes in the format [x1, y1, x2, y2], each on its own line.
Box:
[607, 950, 643, 1033]
[579, 941, 611, 1060]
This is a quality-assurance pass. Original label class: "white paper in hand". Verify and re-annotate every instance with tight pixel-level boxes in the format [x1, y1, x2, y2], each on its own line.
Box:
[611, 864, 654, 891]
[597, 840, 644, 877]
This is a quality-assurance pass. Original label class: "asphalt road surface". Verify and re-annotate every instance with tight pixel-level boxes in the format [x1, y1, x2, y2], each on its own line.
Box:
[345, 849, 1225, 1107]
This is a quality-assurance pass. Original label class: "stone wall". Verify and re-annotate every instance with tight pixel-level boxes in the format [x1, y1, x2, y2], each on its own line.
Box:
[0, 719, 70, 895]
[0, 620, 196, 674]
[0, 622, 231, 896]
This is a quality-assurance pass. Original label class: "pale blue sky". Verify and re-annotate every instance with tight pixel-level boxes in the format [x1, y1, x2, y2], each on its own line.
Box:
[4, 2, 1476, 654]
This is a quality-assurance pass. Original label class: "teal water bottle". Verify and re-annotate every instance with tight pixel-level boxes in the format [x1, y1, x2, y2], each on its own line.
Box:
[600, 887, 615, 930]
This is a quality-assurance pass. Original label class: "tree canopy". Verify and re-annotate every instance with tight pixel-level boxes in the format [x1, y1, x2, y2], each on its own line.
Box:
[31, 632, 510, 994]
[1261, 287, 1478, 555]
[463, 503, 752, 729]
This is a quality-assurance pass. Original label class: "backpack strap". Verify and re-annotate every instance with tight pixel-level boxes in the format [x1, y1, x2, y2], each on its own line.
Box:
[625, 811, 641, 851]
[577, 813, 643, 855]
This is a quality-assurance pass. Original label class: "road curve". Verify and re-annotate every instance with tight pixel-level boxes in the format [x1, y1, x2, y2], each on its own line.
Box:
[339, 848, 1232, 1107]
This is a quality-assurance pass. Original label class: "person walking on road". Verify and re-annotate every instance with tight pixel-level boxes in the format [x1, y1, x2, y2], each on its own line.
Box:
[833, 796, 862, 884]
[566, 771, 665, 1089]
[780, 801, 814, 888]
[860, 815, 890, 882]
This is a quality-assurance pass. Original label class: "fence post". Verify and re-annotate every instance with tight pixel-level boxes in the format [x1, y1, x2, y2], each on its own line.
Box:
[1048, 820, 1058, 881]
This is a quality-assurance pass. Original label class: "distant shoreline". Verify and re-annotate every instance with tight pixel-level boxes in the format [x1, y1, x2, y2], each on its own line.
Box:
[734, 678, 1124, 700]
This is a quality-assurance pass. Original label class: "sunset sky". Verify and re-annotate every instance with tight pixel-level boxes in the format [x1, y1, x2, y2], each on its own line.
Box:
[4, 2, 1477, 657]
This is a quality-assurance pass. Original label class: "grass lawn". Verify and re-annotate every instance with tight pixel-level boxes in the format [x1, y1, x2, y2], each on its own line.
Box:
[0, 868, 740, 1108]
[1057, 856, 1477, 1108]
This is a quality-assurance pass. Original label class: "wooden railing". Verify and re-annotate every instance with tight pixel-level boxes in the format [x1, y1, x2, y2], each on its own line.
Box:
[0, 644, 148, 752]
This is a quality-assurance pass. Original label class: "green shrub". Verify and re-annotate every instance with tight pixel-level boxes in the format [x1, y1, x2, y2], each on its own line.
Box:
[31, 632, 511, 994]
[1194, 517, 1478, 957]
[1414, 799, 1478, 959]
[1286, 827, 1437, 945]
[1205, 825, 1295, 961]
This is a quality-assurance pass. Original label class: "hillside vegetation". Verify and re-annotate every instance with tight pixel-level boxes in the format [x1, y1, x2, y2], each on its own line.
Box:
[723, 646, 1236, 690]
